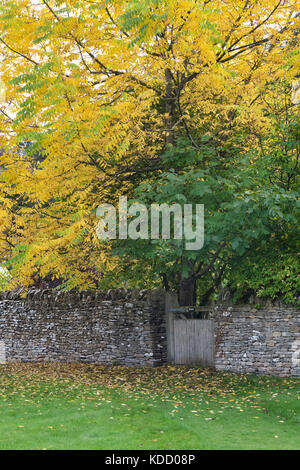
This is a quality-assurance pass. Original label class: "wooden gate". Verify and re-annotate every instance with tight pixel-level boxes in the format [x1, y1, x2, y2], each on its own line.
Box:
[173, 319, 214, 365]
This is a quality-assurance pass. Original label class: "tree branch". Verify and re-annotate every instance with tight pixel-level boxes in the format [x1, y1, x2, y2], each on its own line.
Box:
[194, 242, 226, 280]
[0, 37, 38, 65]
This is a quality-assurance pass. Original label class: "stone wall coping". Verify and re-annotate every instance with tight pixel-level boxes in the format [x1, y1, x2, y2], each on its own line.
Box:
[0, 288, 166, 304]
[213, 304, 300, 314]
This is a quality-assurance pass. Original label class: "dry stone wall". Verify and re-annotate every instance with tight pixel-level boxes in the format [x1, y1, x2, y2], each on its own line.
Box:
[0, 288, 299, 376]
[0, 288, 167, 366]
[214, 304, 300, 377]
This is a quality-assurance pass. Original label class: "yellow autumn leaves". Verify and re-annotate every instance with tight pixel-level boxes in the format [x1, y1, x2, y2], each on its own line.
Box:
[0, 0, 298, 289]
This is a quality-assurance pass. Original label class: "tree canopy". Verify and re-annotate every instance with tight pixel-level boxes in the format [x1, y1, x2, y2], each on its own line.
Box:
[0, 0, 299, 304]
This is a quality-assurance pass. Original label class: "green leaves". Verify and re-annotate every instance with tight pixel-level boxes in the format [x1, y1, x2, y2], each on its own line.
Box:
[111, 128, 299, 302]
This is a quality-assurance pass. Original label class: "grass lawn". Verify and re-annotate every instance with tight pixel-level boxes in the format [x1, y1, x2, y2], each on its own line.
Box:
[0, 363, 299, 450]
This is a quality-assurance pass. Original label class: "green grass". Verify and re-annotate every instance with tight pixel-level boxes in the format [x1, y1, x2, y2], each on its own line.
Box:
[0, 364, 299, 450]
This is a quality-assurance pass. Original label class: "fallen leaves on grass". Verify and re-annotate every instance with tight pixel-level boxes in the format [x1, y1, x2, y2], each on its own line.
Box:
[0, 363, 299, 423]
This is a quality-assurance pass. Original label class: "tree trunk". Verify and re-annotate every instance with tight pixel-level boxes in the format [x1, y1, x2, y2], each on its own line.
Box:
[178, 275, 196, 306]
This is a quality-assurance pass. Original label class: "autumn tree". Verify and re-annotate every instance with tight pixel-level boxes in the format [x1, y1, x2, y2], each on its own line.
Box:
[0, 0, 298, 303]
